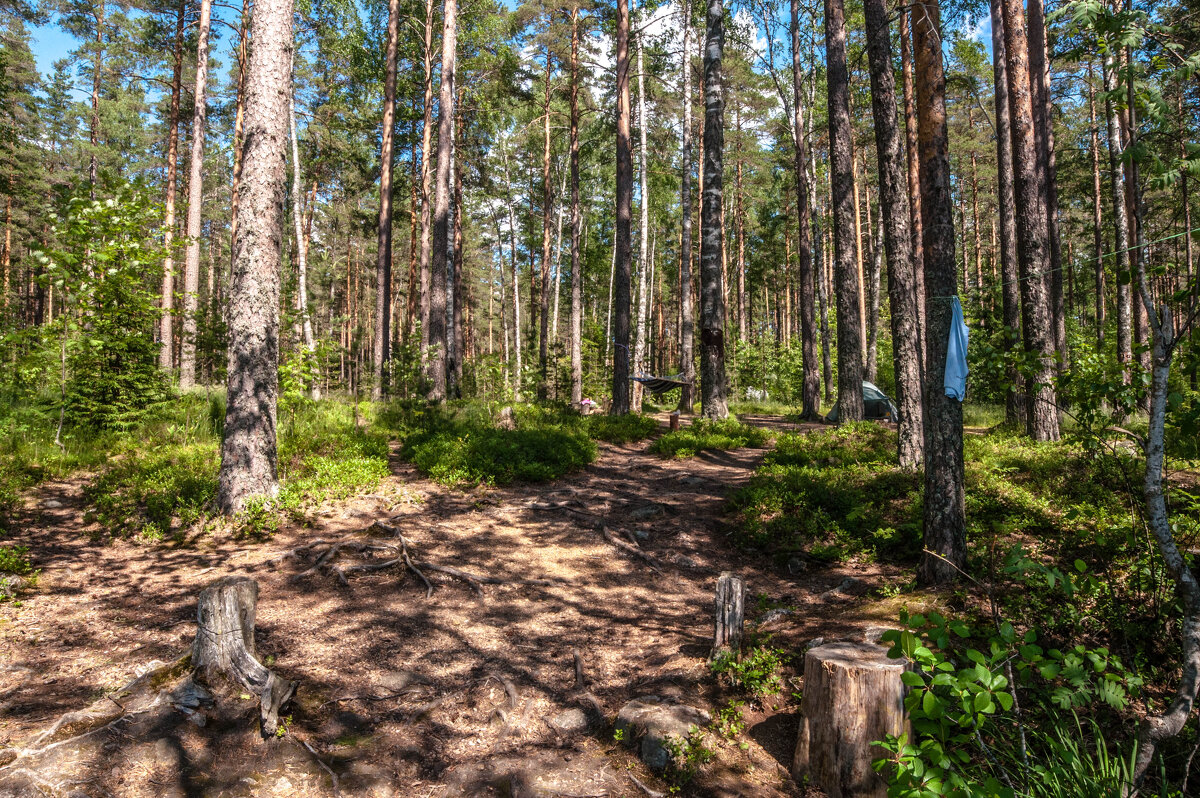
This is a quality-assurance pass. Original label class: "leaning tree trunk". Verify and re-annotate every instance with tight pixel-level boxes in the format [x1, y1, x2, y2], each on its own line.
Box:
[699, 0, 728, 420]
[677, 0, 696, 414]
[991, 0, 1026, 427]
[863, 0, 923, 469]
[1001, 0, 1060, 441]
[193, 577, 297, 736]
[825, 0, 863, 422]
[913, 0, 966, 586]
[427, 0, 457, 401]
[217, 0, 293, 514]
[374, 0, 401, 400]
[790, 0, 819, 420]
[179, 0, 212, 391]
[612, 0, 634, 415]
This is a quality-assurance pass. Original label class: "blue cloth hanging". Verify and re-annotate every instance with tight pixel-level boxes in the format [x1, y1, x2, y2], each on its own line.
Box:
[944, 296, 969, 401]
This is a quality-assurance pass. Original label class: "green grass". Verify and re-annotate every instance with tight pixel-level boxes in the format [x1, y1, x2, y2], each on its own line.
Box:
[582, 412, 660, 444]
[649, 417, 772, 459]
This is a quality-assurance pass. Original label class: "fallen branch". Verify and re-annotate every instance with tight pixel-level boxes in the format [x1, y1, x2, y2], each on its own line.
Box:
[298, 737, 341, 795]
[599, 525, 662, 572]
[628, 772, 666, 798]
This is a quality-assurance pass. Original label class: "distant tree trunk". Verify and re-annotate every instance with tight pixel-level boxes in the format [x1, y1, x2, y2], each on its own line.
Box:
[159, 0, 185, 373]
[900, 5, 926, 362]
[1104, 53, 1133, 382]
[418, 0, 436, 351]
[863, 0, 923, 468]
[991, 0, 1026, 428]
[913, 0, 965, 585]
[538, 46, 554, 401]
[178, 0, 213, 390]
[735, 108, 748, 346]
[678, 0, 696, 414]
[633, 29, 651, 411]
[864, 174, 881, 382]
[88, 3, 104, 195]
[451, 100, 465, 396]
[288, 102, 314, 373]
[699, 0, 728, 420]
[1001, 0, 1060, 441]
[372, 0, 401, 400]
[228, 0, 250, 275]
[1126, 60, 1152, 414]
[1088, 60, 1105, 348]
[570, 4, 583, 407]
[612, 0, 634, 415]
[1026, 0, 1065, 366]
[790, 0, 819, 419]
[427, 0, 456, 401]
[503, 143, 523, 399]
[825, 0, 863, 422]
[217, 0, 293, 514]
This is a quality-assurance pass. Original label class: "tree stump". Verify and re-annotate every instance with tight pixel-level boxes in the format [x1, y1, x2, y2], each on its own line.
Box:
[792, 641, 908, 797]
[710, 572, 745, 660]
[669, 412, 681, 431]
[193, 576, 297, 736]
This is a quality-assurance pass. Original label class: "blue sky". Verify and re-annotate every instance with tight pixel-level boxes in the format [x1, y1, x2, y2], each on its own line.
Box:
[30, 20, 77, 77]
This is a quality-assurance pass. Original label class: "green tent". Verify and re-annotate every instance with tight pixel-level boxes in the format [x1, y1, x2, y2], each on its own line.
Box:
[824, 380, 900, 423]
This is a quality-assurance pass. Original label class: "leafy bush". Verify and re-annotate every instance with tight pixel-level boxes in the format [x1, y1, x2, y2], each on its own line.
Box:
[583, 412, 659, 443]
[86, 443, 219, 540]
[649, 417, 771, 458]
[0, 543, 35, 576]
[405, 426, 595, 486]
[710, 644, 787, 699]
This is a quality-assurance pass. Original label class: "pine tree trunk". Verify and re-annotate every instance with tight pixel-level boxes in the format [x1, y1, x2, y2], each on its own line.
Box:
[504, 143, 523, 400]
[864, 175, 880, 382]
[288, 98, 315, 372]
[788, 0, 819, 418]
[699, 0, 728, 420]
[452, 103, 465, 397]
[863, 0, 924, 468]
[159, 0, 185, 373]
[1105, 52, 1133, 383]
[991, 0, 1026, 428]
[612, 0, 634, 415]
[735, 108, 747, 346]
[1089, 60, 1105, 348]
[632, 29, 651, 411]
[1001, 0, 1059, 441]
[217, 0, 293, 514]
[570, 5, 584, 408]
[229, 0, 250, 276]
[418, 0, 436, 352]
[538, 46, 554, 401]
[900, 6, 926, 363]
[913, 0, 966, 585]
[88, 3, 104, 195]
[825, 0, 863, 422]
[373, 0, 401, 400]
[178, 0, 213, 390]
[677, 0, 696, 414]
[427, 0, 456, 401]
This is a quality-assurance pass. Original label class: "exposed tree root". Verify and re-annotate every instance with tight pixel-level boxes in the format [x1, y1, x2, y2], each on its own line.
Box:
[599, 525, 663, 572]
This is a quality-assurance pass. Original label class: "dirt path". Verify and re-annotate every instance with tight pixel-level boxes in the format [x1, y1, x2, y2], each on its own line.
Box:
[0, 417, 911, 797]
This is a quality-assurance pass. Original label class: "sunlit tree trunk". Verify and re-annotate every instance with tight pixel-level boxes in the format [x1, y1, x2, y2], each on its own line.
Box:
[428, 0, 457, 401]
[612, 0, 634, 414]
[538, 44, 554, 400]
[699, 0, 728, 419]
[900, 5, 926, 362]
[418, 0, 435, 351]
[373, 0, 401, 399]
[677, 0, 696, 413]
[632, 29, 651, 410]
[570, 4, 583, 407]
[1089, 60, 1105, 349]
[790, 0, 819, 419]
[159, 0, 185, 373]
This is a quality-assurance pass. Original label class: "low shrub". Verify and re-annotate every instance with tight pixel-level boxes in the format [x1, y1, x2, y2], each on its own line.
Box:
[649, 417, 771, 458]
[404, 425, 595, 486]
[583, 412, 659, 443]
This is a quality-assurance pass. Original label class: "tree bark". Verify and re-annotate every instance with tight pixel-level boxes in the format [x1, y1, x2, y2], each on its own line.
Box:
[913, 0, 966, 585]
[217, 0, 293, 514]
[699, 0, 728, 420]
[538, 45, 554, 401]
[1001, 0, 1059, 441]
[612, 0, 634, 415]
[1088, 60, 1105, 348]
[711, 572, 745, 660]
[570, 5, 583, 407]
[677, 0, 696, 414]
[178, 0, 213, 390]
[633, 28, 651, 411]
[427, 0, 456, 401]
[373, 0, 401, 400]
[159, 0, 185, 373]
[825, 0, 863, 422]
[899, 5, 926, 363]
[289, 95, 315, 367]
[991, 0, 1026, 428]
[790, 0, 819, 420]
[418, 0, 436, 352]
[229, 0, 250, 276]
[863, 0, 923, 469]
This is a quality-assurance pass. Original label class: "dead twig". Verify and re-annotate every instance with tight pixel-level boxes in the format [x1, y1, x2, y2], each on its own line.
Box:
[627, 772, 666, 798]
[599, 525, 662, 572]
[298, 737, 341, 795]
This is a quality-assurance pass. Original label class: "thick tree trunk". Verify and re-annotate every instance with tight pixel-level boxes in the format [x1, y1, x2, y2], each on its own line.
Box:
[427, 0, 456, 401]
[633, 30, 651, 411]
[790, 0, 819, 419]
[418, 0, 436, 351]
[179, 0, 213, 390]
[899, 5, 926, 362]
[612, 0, 634, 415]
[699, 0, 728, 420]
[373, 0, 401, 400]
[825, 0, 863, 422]
[913, 0, 966, 585]
[991, 0, 1026, 427]
[678, 0, 696, 414]
[1001, 0, 1059, 441]
[864, 0, 924, 468]
[792, 641, 907, 798]
[570, 5, 583, 408]
[217, 0, 293, 514]
[538, 47, 554, 401]
[159, 0, 185, 373]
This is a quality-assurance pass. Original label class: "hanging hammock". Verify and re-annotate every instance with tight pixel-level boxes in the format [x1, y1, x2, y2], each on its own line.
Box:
[633, 373, 692, 395]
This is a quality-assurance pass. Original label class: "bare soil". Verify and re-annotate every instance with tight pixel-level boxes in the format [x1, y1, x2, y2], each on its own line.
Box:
[0, 415, 920, 797]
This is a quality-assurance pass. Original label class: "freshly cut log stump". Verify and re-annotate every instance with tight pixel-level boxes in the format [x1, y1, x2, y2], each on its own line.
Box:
[710, 572, 745, 660]
[193, 576, 297, 736]
[792, 641, 907, 798]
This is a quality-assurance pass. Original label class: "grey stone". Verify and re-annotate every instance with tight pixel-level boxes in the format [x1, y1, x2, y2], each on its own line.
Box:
[630, 503, 665, 520]
[632, 529, 650, 543]
[378, 669, 426, 692]
[615, 696, 711, 773]
[43, 499, 64, 509]
[549, 708, 589, 734]
[786, 556, 808, 574]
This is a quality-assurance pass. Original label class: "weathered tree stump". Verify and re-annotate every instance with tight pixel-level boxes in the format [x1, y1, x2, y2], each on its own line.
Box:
[792, 641, 908, 797]
[710, 572, 745, 660]
[193, 576, 297, 736]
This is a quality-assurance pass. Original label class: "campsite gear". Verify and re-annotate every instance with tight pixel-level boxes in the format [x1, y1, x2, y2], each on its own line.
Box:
[824, 381, 900, 423]
[633, 374, 692, 395]
[945, 296, 969, 401]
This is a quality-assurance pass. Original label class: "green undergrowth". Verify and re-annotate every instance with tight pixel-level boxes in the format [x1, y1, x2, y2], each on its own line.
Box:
[649, 417, 771, 458]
